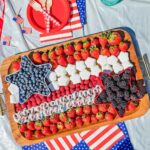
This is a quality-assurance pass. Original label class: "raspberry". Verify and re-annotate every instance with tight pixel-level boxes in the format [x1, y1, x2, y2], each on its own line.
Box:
[118, 108, 125, 117]
[120, 100, 127, 109]
[111, 100, 118, 108]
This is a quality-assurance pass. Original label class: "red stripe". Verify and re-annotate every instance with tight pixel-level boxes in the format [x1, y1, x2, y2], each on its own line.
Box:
[45, 140, 55, 150]
[71, 26, 82, 31]
[71, 134, 78, 144]
[71, 6, 78, 10]
[88, 125, 115, 146]
[71, 13, 80, 18]
[70, 20, 81, 25]
[54, 139, 65, 150]
[40, 36, 72, 42]
[81, 128, 98, 140]
[40, 29, 72, 37]
[94, 128, 122, 150]
[70, 0, 76, 3]
[106, 134, 125, 150]
[63, 136, 73, 149]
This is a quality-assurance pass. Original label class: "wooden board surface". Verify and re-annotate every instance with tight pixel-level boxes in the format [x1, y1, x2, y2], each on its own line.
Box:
[0, 29, 149, 146]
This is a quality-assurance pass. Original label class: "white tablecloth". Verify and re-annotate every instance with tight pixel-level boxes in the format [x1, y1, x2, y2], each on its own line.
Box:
[0, 0, 150, 149]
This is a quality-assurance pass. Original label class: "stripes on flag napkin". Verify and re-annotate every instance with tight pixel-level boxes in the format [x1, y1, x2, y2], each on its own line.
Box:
[22, 122, 133, 150]
[39, 0, 82, 43]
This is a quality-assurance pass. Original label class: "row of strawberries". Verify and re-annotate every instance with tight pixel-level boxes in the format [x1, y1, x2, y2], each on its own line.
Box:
[11, 31, 130, 71]
[20, 102, 138, 140]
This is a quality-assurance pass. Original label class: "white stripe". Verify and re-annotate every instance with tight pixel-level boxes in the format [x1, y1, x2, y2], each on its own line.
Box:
[85, 126, 108, 144]
[74, 133, 82, 142]
[44, 142, 51, 150]
[101, 132, 124, 150]
[66, 135, 76, 146]
[70, 16, 80, 22]
[50, 140, 60, 150]
[58, 137, 70, 150]
[62, 25, 71, 30]
[80, 130, 90, 137]
[71, 9, 78, 15]
[70, 2, 77, 7]
[90, 126, 119, 150]
[70, 23, 82, 29]
[40, 32, 72, 41]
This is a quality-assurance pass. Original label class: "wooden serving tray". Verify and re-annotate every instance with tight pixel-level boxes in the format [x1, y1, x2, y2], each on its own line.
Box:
[0, 29, 149, 145]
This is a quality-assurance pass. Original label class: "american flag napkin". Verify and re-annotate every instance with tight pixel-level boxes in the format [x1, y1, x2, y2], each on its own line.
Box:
[22, 27, 32, 34]
[2, 36, 11, 46]
[12, 15, 24, 24]
[22, 122, 133, 150]
[39, 0, 82, 43]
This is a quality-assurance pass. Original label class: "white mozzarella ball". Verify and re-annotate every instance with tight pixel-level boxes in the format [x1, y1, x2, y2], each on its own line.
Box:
[97, 55, 108, 66]
[118, 52, 129, 63]
[10, 94, 19, 104]
[48, 71, 57, 81]
[113, 63, 124, 74]
[70, 73, 81, 84]
[8, 84, 19, 95]
[66, 64, 77, 75]
[51, 81, 59, 90]
[58, 76, 70, 86]
[102, 64, 113, 72]
[76, 61, 86, 71]
[122, 61, 133, 69]
[91, 65, 102, 77]
[55, 65, 67, 77]
[85, 57, 96, 68]
[107, 55, 118, 65]
[79, 69, 91, 80]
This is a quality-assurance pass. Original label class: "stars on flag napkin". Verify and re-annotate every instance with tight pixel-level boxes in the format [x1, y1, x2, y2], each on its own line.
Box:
[22, 122, 133, 150]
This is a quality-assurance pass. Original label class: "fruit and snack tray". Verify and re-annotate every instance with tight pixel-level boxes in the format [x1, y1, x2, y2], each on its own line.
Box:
[0, 29, 149, 145]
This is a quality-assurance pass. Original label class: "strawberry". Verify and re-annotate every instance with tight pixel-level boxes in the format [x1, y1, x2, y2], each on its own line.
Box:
[109, 46, 120, 56]
[81, 49, 90, 60]
[74, 42, 83, 51]
[32, 52, 42, 64]
[35, 130, 45, 138]
[64, 118, 75, 129]
[82, 114, 91, 125]
[11, 61, 21, 71]
[21, 103, 27, 109]
[127, 101, 137, 111]
[48, 50, 56, 61]
[91, 114, 98, 123]
[91, 105, 99, 114]
[42, 126, 51, 135]
[96, 112, 104, 120]
[25, 130, 33, 140]
[67, 108, 76, 118]
[64, 44, 75, 55]
[83, 39, 91, 49]
[83, 105, 91, 115]
[74, 51, 82, 61]
[19, 124, 27, 133]
[105, 112, 114, 121]
[27, 101, 32, 109]
[51, 59, 58, 69]
[75, 117, 83, 127]
[27, 122, 35, 130]
[41, 52, 49, 62]
[92, 37, 100, 46]
[50, 124, 58, 134]
[108, 32, 122, 45]
[75, 107, 83, 116]
[67, 55, 75, 64]
[55, 46, 64, 55]
[90, 47, 100, 59]
[57, 122, 65, 130]
[99, 33, 108, 47]
[119, 41, 129, 52]
[42, 117, 50, 127]
[107, 105, 117, 115]
[34, 121, 43, 130]
[50, 114, 60, 124]
[57, 55, 67, 67]
[35, 96, 42, 105]
[101, 48, 111, 56]
[98, 104, 108, 112]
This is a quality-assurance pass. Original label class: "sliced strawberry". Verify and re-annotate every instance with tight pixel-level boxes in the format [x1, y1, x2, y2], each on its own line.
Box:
[48, 50, 56, 61]
[25, 130, 33, 140]
[90, 47, 100, 59]
[91, 114, 98, 123]
[42, 117, 50, 127]
[75, 107, 83, 116]
[81, 49, 90, 60]
[83, 39, 91, 49]
[96, 111, 104, 120]
[34, 121, 43, 130]
[119, 41, 129, 52]
[42, 126, 51, 136]
[101, 47, 111, 56]
[98, 104, 108, 112]
[32, 52, 42, 64]
[67, 108, 76, 118]
[91, 105, 99, 114]
[74, 51, 82, 61]
[57, 122, 65, 130]
[55, 45, 64, 55]
[50, 114, 60, 124]
[57, 55, 67, 67]
[82, 114, 91, 125]
[83, 105, 91, 115]
[67, 55, 75, 64]
[105, 112, 114, 121]
[109, 46, 120, 56]
[19, 124, 28, 133]
[27, 122, 35, 131]
[11, 61, 21, 71]
[50, 124, 58, 134]
[35, 130, 45, 138]
[41, 52, 49, 62]
[75, 117, 83, 127]
[99, 33, 108, 47]
[64, 44, 75, 55]
[59, 112, 67, 122]
[74, 41, 83, 51]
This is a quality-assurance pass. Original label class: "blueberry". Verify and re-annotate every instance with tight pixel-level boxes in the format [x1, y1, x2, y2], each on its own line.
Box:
[118, 109, 125, 117]
[112, 100, 118, 108]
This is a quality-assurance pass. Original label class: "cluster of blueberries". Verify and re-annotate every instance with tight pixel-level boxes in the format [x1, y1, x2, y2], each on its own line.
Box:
[6, 56, 51, 103]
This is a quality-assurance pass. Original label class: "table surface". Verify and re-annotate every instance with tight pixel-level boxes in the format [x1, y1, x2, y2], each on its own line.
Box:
[0, 0, 150, 150]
